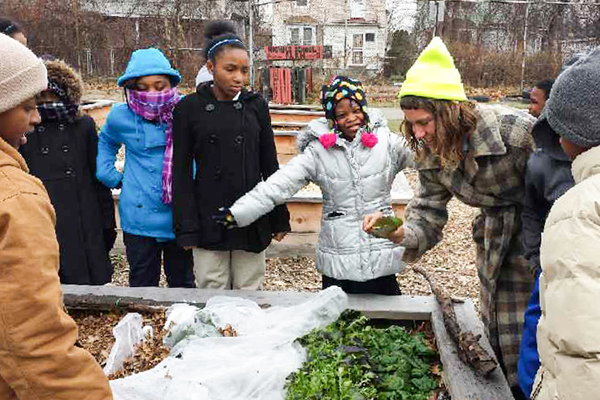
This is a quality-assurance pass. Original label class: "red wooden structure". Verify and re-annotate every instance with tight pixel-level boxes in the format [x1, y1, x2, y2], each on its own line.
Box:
[270, 67, 293, 104]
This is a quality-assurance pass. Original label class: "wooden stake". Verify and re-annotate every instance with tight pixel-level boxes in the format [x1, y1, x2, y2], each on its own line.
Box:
[414, 267, 498, 376]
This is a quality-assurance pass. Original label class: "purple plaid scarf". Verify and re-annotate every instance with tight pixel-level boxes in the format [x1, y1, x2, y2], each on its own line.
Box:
[38, 80, 79, 123]
[126, 87, 180, 204]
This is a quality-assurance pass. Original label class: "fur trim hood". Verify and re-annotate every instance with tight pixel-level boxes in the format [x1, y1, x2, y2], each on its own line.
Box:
[297, 108, 387, 152]
[44, 59, 84, 105]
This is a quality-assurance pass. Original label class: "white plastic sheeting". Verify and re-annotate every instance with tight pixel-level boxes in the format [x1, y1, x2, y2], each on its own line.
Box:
[109, 286, 348, 400]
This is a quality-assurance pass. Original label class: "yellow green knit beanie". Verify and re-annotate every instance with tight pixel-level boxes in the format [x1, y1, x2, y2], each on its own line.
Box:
[399, 37, 467, 101]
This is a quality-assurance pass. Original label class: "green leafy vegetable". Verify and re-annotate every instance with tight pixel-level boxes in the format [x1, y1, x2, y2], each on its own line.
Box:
[286, 310, 440, 400]
[369, 216, 403, 239]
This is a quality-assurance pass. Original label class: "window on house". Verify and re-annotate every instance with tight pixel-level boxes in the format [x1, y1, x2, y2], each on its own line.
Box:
[296, 0, 308, 6]
[352, 51, 364, 65]
[303, 27, 313, 45]
[352, 33, 364, 65]
[290, 28, 300, 45]
[365, 33, 375, 42]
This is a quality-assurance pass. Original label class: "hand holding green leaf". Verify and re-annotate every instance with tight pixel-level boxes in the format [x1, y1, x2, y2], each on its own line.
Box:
[368, 216, 403, 239]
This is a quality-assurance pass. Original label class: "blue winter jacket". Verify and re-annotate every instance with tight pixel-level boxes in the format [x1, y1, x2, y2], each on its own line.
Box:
[97, 103, 175, 240]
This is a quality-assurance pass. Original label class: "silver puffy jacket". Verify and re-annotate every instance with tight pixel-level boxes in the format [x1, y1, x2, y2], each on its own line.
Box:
[230, 110, 413, 281]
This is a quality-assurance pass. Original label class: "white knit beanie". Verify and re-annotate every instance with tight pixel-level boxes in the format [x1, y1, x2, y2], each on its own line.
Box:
[0, 34, 47, 114]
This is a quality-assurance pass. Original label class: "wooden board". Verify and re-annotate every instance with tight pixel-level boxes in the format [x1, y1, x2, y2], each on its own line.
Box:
[287, 201, 323, 232]
[269, 104, 322, 112]
[274, 135, 299, 156]
[270, 112, 321, 124]
[61, 285, 513, 399]
[81, 100, 114, 128]
[277, 153, 296, 165]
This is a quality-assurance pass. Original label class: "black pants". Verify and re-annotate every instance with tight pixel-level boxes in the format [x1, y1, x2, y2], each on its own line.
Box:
[123, 232, 195, 288]
[322, 274, 401, 296]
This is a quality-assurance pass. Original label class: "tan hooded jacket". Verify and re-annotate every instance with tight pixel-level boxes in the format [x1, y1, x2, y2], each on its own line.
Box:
[0, 136, 112, 400]
[532, 146, 600, 400]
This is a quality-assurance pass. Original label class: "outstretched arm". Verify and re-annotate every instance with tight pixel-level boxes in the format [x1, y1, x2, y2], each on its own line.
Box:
[230, 149, 317, 228]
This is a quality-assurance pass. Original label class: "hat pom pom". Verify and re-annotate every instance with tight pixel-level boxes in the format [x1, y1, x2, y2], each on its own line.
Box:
[361, 131, 378, 148]
[319, 133, 337, 149]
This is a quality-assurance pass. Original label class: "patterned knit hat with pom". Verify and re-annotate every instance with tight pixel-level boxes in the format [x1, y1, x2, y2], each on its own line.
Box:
[321, 76, 369, 126]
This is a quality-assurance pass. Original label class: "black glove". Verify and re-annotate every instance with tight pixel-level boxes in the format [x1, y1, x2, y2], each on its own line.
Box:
[104, 228, 118, 253]
[212, 207, 238, 229]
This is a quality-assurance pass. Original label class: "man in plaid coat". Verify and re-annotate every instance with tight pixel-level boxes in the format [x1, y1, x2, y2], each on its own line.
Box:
[364, 37, 535, 398]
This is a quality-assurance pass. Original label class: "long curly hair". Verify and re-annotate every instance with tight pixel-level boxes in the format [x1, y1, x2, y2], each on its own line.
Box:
[400, 96, 478, 170]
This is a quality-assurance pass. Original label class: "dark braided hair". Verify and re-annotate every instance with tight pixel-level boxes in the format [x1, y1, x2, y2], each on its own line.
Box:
[0, 17, 23, 38]
[203, 20, 246, 62]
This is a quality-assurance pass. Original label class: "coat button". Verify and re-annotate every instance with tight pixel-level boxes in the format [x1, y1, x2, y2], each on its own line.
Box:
[234, 102, 243, 110]
[234, 135, 244, 145]
[137, 204, 143, 208]
[38, 126, 45, 132]
[209, 135, 218, 144]
[205, 104, 215, 112]
[65, 167, 73, 176]
[62, 145, 69, 153]
[58, 124, 65, 131]
[41, 146, 49, 155]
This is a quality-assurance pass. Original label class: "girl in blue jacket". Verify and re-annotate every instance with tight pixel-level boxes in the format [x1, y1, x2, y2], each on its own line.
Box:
[97, 48, 194, 288]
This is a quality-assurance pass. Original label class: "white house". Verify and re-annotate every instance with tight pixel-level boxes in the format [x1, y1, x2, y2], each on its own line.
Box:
[270, 0, 388, 74]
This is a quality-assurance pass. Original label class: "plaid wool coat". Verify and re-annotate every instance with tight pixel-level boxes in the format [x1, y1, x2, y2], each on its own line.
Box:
[401, 104, 536, 387]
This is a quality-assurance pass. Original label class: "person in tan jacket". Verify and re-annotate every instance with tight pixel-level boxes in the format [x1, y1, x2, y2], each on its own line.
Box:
[531, 46, 600, 400]
[0, 34, 112, 399]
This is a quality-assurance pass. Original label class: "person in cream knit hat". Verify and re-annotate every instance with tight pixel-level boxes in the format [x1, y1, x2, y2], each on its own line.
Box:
[364, 37, 535, 399]
[0, 34, 113, 399]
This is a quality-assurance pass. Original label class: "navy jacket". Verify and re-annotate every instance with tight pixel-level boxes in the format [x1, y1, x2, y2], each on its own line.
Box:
[517, 117, 574, 397]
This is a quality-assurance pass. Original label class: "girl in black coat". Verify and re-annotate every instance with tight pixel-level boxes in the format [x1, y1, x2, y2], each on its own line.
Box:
[20, 59, 116, 285]
[172, 21, 290, 290]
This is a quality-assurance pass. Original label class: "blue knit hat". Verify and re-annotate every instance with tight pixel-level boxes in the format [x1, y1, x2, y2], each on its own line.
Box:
[117, 48, 181, 87]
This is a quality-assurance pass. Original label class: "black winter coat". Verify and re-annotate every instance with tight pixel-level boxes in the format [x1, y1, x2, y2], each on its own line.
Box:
[521, 117, 574, 273]
[20, 115, 116, 284]
[172, 85, 290, 252]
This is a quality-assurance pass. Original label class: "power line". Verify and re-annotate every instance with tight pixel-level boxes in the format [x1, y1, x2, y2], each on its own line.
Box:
[411, 0, 600, 6]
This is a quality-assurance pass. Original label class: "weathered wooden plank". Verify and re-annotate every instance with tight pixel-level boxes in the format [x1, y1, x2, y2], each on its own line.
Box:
[277, 153, 295, 165]
[274, 135, 299, 155]
[271, 121, 308, 128]
[431, 301, 514, 400]
[287, 201, 323, 232]
[273, 130, 300, 136]
[270, 112, 321, 124]
[269, 104, 322, 112]
[81, 99, 114, 128]
[61, 285, 435, 320]
[269, 108, 323, 116]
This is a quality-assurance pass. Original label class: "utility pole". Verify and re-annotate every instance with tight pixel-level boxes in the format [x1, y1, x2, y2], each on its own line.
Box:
[520, 1, 531, 93]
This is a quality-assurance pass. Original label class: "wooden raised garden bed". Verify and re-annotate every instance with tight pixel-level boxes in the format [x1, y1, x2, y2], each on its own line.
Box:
[63, 285, 514, 399]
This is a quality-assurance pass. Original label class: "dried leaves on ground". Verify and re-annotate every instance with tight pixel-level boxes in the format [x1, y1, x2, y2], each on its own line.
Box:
[71, 310, 169, 379]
